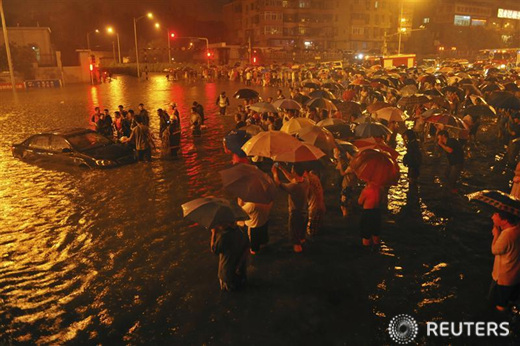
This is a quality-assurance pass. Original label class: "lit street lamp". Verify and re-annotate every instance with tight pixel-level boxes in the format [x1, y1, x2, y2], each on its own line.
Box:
[87, 29, 100, 50]
[107, 27, 121, 64]
[133, 12, 153, 78]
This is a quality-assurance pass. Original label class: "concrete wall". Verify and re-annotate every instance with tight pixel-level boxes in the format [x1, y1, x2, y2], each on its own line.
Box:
[0, 27, 55, 65]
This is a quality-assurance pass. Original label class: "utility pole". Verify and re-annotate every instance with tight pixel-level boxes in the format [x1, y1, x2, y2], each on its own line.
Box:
[0, 0, 16, 91]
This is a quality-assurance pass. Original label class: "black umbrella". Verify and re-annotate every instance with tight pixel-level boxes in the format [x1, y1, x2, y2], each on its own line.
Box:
[292, 93, 310, 105]
[371, 78, 391, 86]
[480, 84, 502, 93]
[234, 88, 259, 100]
[504, 83, 520, 92]
[309, 89, 336, 100]
[423, 89, 444, 97]
[467, 190, 520, 217]
[182, 197, 249, 229]
[488, 95, 520, 110]
[442, 86, 463, 94]
[324, 124, 355, 139]
[223, 130, 251, 157]
[463, 105, 496, 118]
[397, 94, 431, 107]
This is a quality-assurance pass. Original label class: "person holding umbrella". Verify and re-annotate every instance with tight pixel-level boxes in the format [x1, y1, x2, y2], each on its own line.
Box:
[402, 130, 422, 186]
[271, 163, 309, 253]
[182, 197, 250, 292]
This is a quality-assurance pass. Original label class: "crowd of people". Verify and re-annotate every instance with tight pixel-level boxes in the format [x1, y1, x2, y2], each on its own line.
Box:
[205, 61, 520, 318]
[94, 60, 520, 315]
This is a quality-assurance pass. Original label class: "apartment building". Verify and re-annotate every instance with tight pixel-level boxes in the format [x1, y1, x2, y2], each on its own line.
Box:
[223, 0, 335, 49]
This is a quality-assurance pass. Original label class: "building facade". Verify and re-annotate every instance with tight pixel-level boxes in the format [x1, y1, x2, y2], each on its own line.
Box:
[0, 27, 56, 66]
[223, 0, 335, 50]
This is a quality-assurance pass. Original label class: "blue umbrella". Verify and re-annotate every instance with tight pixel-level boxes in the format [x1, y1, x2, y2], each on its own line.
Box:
[354, 121, 392, 138]
[224, 130, 251, 157]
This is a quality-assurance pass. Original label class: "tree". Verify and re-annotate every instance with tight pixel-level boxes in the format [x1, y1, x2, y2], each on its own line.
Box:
[0, 43, 36, 78]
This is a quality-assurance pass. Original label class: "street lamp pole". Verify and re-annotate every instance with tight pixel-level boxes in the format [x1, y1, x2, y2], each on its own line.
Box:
[133, 17, 140, 78]
[116, 33, 121, 64]
[167, 31, 172, 64]
[133, 13, 153, 78]
[200, 37, 210, 69]
[0, 0, 15, 91]
[398, 0, 404, 55]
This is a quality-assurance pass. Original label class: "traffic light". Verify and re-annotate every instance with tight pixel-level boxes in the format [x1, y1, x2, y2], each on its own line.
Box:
[207, 51, 211, 57]
[89, 64, 93, 71]
[170, 32, 176, 39]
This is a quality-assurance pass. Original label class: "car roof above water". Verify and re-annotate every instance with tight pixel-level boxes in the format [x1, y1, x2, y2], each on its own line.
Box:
[43, 128, 94, 137]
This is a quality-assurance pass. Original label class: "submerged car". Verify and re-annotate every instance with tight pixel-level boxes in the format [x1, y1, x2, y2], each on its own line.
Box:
[12, 128, 136, 168]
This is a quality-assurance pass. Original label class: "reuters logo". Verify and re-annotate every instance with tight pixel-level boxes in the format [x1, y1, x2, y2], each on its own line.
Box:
[388, 314, 419, 344]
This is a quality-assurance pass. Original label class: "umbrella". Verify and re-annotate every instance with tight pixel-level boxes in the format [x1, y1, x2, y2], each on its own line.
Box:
[467, 190, 520, 217]
[350, 149, 400, 186]
[295, 125, 337, 153]
[350, 79, 370, 86]
[335, 101, 362, 117]
[417, 108, 444, 118]
[272, 98, 302, 110]
[249, 102, 277, 113]
[335, 140, 358, 156]
[324, 124, 355, 139]
[239, 124, 264, 136]
[461, 84, 482, 96]
[397, 94, 431, 107]
[302, 79, 321, 89]
[181, 197, 249, 229]
[219, 164, 277, 204]
[423, 89, 444, 97]
[280, 117, 316, 134]
[306, 98, 338, 112]
[241, 130, 302, 158]
[488, 95, 520, 110]
[224, 130, 251, 157]
[272, 143, 326, 163]
[292, 94, 311, 105]
[317, 118, 347, 127]
[442, 86, 463, 95]
[504, 83, 520, 92]
[353, 137, 399, 160]
[354, 121, 392, 138]
[342, 89, 357, 101]
[234, 88, 259, 100]
[375, 107, 405, 122]
[418, 75, 438, 85]
[425, 114, 466, 128]
[400, 85, 418, 97]
[322, 82, 345, 92]
[371, 78, 391, 87]
[480, 83, 503, 93]
[367, 101, 393, 113]
[463, 105, 496, 118]
[309, 89, 336, 100]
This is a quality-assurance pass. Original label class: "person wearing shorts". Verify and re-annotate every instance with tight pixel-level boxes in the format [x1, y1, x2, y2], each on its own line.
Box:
[490, 211, 520, 311]
[358, 182, 382, 247]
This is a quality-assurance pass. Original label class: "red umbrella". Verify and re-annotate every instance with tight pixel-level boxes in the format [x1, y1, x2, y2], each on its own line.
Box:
[350, 149, 400, 186]
[342, 89, 357, 101]
[425, 114, 466, 129]
[367, 101, 393, 113]
[353, 137, 399, 160]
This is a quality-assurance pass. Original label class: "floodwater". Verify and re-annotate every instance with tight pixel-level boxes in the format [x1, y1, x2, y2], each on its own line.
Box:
[0, 75, 516, 344]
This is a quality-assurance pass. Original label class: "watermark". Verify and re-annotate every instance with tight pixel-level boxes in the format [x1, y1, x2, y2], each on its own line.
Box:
[388, 314, 510, 344]
[388, 314, 418, 344]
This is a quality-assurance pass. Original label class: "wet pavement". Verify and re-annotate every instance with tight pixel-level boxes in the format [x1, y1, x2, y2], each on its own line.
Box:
[0, 75, 516, 344]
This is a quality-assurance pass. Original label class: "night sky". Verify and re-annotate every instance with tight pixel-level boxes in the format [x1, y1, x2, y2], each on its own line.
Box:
[3, 0, 229, 63]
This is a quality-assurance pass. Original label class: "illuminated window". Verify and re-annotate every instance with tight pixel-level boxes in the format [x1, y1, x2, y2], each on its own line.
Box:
[454, 15, 471, 26]
[471, 19, 486, 26]
[423, 17, 430, 24]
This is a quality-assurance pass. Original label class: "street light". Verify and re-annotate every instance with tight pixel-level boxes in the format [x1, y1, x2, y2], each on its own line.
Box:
[133, 12, 154, 78]
[167, 31, 176, 64]
[182, 36, 210, 68]
[107, 27, 121, 64]
[87, 29, 100, 50]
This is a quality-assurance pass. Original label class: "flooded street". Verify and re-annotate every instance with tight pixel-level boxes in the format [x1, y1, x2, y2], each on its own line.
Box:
[0, 75, 515, 344]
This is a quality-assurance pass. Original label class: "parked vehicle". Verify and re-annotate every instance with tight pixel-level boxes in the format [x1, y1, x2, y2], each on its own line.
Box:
[12, 128, 136, 168]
